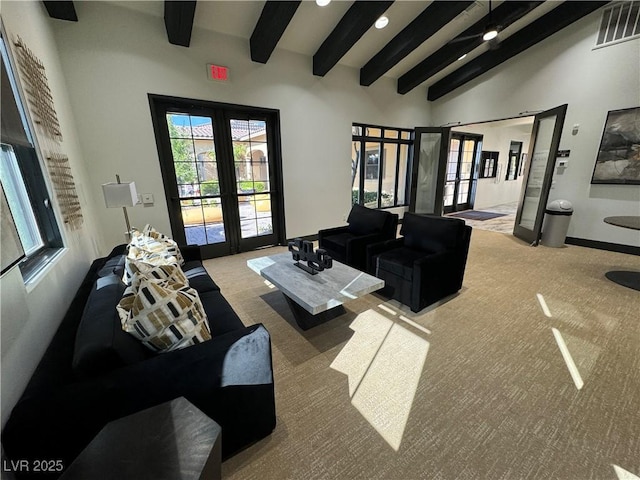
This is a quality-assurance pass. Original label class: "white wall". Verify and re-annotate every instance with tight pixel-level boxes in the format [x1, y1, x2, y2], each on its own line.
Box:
[0, 2, 102, 426]
[50, 1, 432, 252]
[453, 122, 532, 210]
[432, 9, 640, 247]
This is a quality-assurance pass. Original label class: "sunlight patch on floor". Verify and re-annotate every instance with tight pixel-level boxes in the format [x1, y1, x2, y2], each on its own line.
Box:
[613, 464, 640, 480]
[536, 293, 552, 318]
[552, 328, 584, 390]
[330, 310, 429, 451]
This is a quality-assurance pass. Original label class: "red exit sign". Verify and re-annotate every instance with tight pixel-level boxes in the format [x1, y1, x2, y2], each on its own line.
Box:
[207, 64, 229, 82]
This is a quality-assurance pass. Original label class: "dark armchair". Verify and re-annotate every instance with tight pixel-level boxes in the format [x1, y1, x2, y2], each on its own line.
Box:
[367, 213, 472, 313]
[318, 204, 399, 272]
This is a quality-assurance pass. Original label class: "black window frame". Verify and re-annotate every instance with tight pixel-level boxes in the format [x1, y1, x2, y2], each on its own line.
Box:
[479, 151, 499, 178]
[351, 123, 414, 209]
[1, 33, 63, 282]
[506, 141, 523, 181]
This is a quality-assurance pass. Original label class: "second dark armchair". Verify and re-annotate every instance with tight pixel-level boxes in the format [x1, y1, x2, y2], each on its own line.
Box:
[367, 213, 472, 313]
[318, 204, 399, 272]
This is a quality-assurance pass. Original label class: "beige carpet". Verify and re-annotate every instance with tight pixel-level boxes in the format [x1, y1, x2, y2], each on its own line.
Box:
[204, 229, 640, 480]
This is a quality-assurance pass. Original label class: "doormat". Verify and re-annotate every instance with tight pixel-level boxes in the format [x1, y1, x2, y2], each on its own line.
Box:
[447, 211, 507, 221]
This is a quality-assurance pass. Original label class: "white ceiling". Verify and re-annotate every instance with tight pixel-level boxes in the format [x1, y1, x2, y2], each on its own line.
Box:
[103, 0, 566, 90]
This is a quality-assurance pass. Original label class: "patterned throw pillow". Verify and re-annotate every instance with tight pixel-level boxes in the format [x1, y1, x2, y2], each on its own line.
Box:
[131, 264, 189, 289]
[123, 251, 180, 285]
[130, 224, 184, 265]
[117, 277, 211, 353]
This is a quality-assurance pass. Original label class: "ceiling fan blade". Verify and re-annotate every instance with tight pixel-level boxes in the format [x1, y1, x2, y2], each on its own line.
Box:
[447, 33, 482, 44]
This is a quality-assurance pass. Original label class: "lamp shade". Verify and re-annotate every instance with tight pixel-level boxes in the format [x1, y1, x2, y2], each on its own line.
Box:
[102, 181, 138, 208]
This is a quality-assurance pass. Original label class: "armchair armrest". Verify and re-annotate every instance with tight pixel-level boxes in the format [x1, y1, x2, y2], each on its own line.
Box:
[366, 237, 405, 273]
[412, 249, 460, 310]
[318, 225, 350, 244]
[343, 232, 393, 272]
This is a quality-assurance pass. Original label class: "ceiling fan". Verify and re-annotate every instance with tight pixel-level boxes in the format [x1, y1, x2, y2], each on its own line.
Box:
[449, 0, 502, 47]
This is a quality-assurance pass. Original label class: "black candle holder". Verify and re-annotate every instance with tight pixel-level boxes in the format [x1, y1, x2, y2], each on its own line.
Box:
[288, 238, 333, 275]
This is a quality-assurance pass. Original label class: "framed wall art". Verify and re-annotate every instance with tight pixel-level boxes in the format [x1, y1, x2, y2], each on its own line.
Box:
[591, 107, 640, 185]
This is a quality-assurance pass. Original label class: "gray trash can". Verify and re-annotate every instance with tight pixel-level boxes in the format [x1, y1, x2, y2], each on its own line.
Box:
[541, 200, 573, 247]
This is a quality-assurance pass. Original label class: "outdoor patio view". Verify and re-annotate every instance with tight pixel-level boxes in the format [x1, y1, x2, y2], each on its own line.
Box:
[167, 114, 273, 246]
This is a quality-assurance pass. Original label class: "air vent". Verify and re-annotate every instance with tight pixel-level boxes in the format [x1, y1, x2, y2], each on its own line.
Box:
[595, 1, 640, 48]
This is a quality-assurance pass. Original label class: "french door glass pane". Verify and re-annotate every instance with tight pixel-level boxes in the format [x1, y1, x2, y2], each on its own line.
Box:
[231, 119, 269, 194]
[457, 183, 469, 204]
[414, 132, 443, 215]
[519, 116, 556, 229]
[239, 194, 273, 239]
[460, 140, 474, 180]
[447, 139, 460, 181]
[167, 113, 225, 245]
[443, 183, 455, 207]
[230, 118, 273, 239]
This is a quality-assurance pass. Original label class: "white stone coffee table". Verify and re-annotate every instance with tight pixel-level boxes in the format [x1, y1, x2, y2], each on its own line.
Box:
[247, 252, 384, 330]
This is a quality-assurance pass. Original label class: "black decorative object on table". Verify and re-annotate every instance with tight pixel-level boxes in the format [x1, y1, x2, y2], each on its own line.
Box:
[288, 238, 332, 275]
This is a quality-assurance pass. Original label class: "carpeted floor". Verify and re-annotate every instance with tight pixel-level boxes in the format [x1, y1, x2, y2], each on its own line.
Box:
[204, 229, 640, 480]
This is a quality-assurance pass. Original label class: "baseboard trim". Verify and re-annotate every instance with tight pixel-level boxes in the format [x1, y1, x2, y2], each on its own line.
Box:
[566, 237, 640, 256]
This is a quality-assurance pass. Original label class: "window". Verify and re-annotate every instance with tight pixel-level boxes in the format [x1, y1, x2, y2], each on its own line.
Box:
[595, 1, 640, 48]
[506, 141, 523, 181]
[352, 124, 413, 208]
[479, 151, 499, 178]
[0, 34, 62, 280]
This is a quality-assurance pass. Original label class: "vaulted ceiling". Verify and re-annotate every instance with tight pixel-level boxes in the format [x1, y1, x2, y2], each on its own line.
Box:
[43, 0, 609, 101]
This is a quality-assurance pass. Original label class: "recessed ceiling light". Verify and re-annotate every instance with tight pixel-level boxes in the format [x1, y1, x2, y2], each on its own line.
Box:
[316, 0, 331, 6]
[375, 16, 389, 29]
[458, 54, 467, 61]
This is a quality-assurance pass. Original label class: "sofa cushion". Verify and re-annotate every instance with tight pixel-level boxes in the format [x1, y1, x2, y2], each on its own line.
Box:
[119, 278, 212, 353]
[182, 261, 221, 293]
[199, 290, 246, 336]
[401, 213, 464, 253]
[123, 251, 180, 285]
[97, 254, 126, 278]
[376, 247, 426, 281]
[347, 204, 388, 236]
[73, 274, 150, 379]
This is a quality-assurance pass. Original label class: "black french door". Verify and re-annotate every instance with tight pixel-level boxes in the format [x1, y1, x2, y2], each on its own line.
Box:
[513, 104, 567, 245]
[408, 127, 451, 216]
[149, 95, 286, 258]
[442, 133, 481, 214]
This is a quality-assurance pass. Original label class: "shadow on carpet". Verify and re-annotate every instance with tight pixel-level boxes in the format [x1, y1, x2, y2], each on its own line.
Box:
[447, 210, 507, 221]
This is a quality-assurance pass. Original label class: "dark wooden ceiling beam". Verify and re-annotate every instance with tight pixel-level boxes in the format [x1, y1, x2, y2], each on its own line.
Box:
[42, 1, 77, 21]
[164, 1, 197, 47]
[360, 1, 473, 87]
[313, 1, 394, 77]
[251, 1, 302, 64]
[427, 1, 609, 101]
[397, 1, 543, 95]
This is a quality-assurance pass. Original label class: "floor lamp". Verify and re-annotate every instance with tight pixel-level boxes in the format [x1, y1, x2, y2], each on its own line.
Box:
[102, 174, 138, 241]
